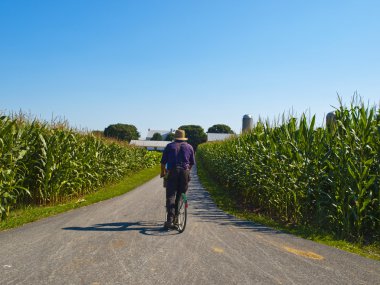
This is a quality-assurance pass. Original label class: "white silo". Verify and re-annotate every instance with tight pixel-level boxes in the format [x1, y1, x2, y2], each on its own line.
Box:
[242, 114, 253, 133]
[326, 111, 336, 129]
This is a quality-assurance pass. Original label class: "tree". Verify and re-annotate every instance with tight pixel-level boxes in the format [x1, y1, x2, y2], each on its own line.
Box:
[151, 132, 163, 141]
[207, 124, 234, 134]
[165, 132, 175, 141]
[178, 125, 207, 151]
[104, 124, 139, 142]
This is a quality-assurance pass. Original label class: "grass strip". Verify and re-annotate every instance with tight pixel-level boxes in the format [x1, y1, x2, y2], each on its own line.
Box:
[196, 157, 380, 261]
[0, 165, 160, 231]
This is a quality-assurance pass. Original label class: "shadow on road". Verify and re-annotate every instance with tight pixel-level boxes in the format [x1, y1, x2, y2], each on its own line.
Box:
[62, 167, 281, 237]
[188, 167, 282, 235]
[62, 221, 179, 236]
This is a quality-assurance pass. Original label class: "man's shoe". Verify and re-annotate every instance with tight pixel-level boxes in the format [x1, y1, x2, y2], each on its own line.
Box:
[169, 222, 177, 229]
[164, 221, 175, 230]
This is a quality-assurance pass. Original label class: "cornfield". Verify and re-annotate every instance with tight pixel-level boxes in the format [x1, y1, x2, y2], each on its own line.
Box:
[0, 113, 160, 219]
[198, 98, 380, 242]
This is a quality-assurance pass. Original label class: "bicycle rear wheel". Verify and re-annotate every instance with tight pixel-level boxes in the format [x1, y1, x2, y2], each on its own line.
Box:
[176, 193, 187, 233]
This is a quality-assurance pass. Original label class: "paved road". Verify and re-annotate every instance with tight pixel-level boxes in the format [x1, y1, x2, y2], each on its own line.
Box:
[1, 167, 379, 285]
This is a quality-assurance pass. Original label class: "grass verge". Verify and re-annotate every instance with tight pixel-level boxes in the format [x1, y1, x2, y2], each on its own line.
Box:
[0, 165, 160, 232]
[196, 157, 380, 261]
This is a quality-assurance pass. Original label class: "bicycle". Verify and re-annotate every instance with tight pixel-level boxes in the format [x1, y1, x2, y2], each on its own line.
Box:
[163, 192, 188, 233]
[175, 193, 188, 233]
[162, 174, 188, 233]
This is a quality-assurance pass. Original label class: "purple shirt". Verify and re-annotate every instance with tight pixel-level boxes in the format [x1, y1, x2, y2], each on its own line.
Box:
[161, 141, 195, 170]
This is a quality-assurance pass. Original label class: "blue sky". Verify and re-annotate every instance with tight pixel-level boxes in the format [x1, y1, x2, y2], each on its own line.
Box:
[1, 0, 379, 137]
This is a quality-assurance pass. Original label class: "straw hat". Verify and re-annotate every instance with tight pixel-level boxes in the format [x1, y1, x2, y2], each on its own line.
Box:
[174, 129, 188, 141]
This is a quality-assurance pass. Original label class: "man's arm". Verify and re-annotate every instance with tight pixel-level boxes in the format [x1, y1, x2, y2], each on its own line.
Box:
[160, 145, 169, 177]
[160, 163, 166, 178]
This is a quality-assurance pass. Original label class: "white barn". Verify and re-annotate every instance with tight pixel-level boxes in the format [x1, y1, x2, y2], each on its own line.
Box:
[146, 129, 174, 141]
[130, 140, 170, 151]
[207, 133, 234, 142]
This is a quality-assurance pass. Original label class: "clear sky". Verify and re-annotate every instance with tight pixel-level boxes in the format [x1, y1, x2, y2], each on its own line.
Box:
[1, 0, 379, 137]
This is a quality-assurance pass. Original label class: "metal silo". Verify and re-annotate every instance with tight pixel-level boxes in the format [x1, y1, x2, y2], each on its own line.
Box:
[326, 111, 336, 129]
[242, 114, 253, 133]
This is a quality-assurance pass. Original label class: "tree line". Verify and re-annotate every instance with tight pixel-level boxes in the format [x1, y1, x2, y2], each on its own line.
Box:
[99, 123, 235, 151]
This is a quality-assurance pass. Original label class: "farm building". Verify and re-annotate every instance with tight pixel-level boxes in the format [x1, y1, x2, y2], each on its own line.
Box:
[207, 133, 234, 142]
[129, 140, 169, 151]
[146, 129, 174, 140]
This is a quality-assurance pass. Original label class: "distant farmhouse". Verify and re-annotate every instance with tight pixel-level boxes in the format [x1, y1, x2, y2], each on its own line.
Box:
[130, 129, 174, 151]
[146, 129, 173, 141]
[207, 133, 234, 142]
[129, 140, 169, 151]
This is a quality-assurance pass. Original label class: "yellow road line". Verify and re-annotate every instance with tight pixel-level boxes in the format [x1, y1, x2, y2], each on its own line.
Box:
[283, 246, 324, 260]
[212, 247, 225, 254]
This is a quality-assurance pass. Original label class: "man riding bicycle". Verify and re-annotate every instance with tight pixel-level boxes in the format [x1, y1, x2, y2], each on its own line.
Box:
[160, 129, 195, 230]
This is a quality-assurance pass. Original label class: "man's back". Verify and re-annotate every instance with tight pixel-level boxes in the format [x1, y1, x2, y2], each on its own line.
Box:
[161, 141, 195, 171]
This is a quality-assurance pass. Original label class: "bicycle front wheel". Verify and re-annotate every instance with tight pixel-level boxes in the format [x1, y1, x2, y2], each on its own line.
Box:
[176, 194, 187, 233]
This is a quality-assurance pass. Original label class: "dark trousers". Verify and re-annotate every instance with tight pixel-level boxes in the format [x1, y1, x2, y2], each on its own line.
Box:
[166, 167, 190, 222]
